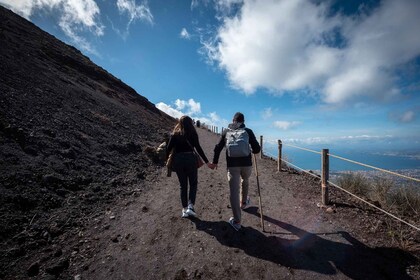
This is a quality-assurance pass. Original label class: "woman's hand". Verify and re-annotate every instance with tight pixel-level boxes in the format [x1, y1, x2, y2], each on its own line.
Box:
[207, 162, 217, 170]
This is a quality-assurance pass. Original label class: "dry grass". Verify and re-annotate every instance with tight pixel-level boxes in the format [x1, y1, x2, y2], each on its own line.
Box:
[336, 173, 420, 252]
[337, 173, 420, 217]
[336, 173, 370, 196]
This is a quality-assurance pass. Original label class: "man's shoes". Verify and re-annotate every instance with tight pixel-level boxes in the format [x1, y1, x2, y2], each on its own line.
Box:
[241, 196, 251, 210]
[229, 217, 241, 231]
[186, 204, 197, 217]
[181, 208, 189, 218]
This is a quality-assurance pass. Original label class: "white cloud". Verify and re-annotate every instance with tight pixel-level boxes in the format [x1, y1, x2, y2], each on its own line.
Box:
[158, 98, 201, 118]
[0, 0, 33, 18]
[175, 99, 187, 110]
[180, 28, 190, 39]
[116, 0, 153, 38]
[283, 134, 394, 146]
[156, 99, 228, 128]
[188, 99, 201, 114]
[0, 0, 104, 54]
[273, 121, 301, 130]
[155, 102, 184, 119]
[204, 0, 420, 105]
[261, 108, 272, 120]
[0, 0, 154, 52]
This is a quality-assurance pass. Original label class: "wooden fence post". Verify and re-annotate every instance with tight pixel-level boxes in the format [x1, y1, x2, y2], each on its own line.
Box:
[278, 140, 282, 172]
[321, 149, 329, 205]
[260, 135, 263, 159]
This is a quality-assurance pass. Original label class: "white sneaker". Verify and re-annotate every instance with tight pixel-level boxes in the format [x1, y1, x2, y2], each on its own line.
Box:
[181, 208, 189, 218]
[241, 196, 251, 210]
[229, 217, 241, 231]
[186, 204, 197, 217]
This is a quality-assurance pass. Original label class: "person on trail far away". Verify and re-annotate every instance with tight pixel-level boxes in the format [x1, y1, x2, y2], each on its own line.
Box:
[166, 116, 213, 218]
[209, 112, 261, 231]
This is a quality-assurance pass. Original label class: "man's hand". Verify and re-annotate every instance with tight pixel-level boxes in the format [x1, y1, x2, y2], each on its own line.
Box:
[207, 163, 218, 170]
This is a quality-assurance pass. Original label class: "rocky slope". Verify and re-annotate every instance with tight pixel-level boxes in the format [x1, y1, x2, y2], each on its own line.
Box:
[0, 6, 174, 277]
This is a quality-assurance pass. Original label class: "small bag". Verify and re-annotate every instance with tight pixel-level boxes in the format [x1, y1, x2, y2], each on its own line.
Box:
[186, 139, 204, 169]
[195, 152, 204, 168]
[166, 149, 175, 177]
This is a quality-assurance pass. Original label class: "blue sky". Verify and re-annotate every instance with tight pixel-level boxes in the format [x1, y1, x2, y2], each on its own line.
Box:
[2, 0, 419, 153]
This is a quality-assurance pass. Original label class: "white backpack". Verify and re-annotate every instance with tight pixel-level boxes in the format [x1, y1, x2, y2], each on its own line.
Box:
[225, 128, 250, 157]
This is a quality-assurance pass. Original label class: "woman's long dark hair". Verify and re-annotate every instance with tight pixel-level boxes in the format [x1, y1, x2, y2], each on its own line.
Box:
[173, 116, 197, 140]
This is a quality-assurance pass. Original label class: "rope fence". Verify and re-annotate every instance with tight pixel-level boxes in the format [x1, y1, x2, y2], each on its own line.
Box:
[201, 126, 419, 231]
[260, 138, 420, 232]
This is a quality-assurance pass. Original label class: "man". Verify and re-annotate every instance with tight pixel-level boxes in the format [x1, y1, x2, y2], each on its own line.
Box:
[210, 112, 260, 231]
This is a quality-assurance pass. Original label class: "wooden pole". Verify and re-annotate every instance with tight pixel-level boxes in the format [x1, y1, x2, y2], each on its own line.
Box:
[278, 140, 282, 172]
[260, 135, 263, 159]
[321, 149, 329, 205]
[253, 154, 265, 231]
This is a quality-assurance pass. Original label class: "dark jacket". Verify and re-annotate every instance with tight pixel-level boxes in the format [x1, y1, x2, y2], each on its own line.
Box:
[212, 122, 260, 167]
[166, 133, 209, 163]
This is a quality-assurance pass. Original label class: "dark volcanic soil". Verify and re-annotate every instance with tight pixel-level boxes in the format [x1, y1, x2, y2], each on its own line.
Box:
[0, 5, 419, 280]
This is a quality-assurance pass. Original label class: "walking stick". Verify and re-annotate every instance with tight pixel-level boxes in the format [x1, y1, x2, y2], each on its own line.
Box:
[253, 153, 265, 231]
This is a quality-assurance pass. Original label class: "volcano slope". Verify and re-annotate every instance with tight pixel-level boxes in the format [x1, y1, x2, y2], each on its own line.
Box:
[1, 5, 419, 280]
[0, 5, 174, 278]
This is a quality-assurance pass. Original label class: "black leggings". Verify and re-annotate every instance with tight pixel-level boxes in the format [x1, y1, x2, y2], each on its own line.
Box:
[173, 153, 198, 208]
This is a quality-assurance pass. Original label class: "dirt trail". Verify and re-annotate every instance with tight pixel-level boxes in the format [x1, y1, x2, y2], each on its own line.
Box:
[68, 128, 418, 280]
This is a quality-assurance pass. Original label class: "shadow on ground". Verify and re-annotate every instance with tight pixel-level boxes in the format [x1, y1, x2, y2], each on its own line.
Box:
[191, 210, 417, 279]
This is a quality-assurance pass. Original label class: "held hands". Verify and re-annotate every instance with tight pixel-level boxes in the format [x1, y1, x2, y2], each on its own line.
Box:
[206, 162, 218, 170]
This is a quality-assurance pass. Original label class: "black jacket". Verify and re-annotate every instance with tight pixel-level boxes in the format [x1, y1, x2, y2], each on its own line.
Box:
[212, 122, 260, 167]
[166, 133, 209, 163]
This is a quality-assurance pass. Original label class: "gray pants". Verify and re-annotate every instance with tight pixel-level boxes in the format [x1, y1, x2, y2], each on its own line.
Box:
[227, 166, 252, 223]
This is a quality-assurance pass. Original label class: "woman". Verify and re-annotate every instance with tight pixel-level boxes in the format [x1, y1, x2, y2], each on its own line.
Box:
[166, 116, 212, 218]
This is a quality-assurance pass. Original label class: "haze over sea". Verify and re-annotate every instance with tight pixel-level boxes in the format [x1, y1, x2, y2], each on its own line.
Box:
[264, 144, 420, 179]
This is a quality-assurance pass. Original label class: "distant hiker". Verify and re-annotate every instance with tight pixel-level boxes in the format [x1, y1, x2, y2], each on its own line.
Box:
[210, 112, 260, 231]
[166, 116, 212, 218]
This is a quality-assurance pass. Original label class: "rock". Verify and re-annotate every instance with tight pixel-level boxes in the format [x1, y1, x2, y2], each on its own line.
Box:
[45, 258, 69, 275]
[27, 262, 40, 277]
[111, 235, 119, 243]
[326, 207, 336, 213]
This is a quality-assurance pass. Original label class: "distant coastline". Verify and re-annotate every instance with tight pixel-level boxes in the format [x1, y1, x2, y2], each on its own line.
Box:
[264, 146, 420, 177]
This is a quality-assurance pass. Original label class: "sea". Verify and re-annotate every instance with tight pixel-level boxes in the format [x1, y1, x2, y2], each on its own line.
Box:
[263, 145, 420, 182]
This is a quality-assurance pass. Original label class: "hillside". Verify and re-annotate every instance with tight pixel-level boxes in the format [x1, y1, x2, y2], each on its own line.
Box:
[0, 5, 175, 278]
[0, 5, 419, 280]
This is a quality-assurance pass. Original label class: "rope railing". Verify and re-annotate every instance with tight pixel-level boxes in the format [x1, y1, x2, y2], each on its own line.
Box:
[259, 138, 420, 232]
[283, 143, 321, 155]
[279, 142, 419, 183]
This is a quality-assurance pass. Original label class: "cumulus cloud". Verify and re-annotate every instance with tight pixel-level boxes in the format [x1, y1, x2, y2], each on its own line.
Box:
[273, 121, 301, 130]
[204, 0, 420, 105]
[180, 28, 191, 39]
[156, 99, 228, 128]
[174, 98, 201, 114]
[158, 98, 202, 119]
[0, 0, 104, 54]
[155, 102, 184, 119]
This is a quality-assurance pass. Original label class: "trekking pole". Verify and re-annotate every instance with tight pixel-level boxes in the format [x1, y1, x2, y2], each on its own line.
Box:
[253, 153, 265, 231]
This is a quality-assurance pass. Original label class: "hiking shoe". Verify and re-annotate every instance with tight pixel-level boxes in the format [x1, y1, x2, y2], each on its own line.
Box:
[181, 208, 189, 218]
[229, 217, 241, 231]
[186, 204, 197, 217]
[241, 196, 251, 210]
